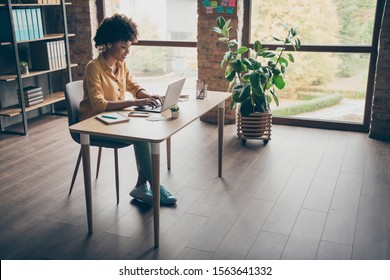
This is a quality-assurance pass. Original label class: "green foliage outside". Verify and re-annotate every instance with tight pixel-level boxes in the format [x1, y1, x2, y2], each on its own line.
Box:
[251, 0, 375, 91]
[272, 94, 343, 116]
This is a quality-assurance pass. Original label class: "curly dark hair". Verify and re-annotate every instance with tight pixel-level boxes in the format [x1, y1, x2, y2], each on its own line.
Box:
[93, 14, 139, 47]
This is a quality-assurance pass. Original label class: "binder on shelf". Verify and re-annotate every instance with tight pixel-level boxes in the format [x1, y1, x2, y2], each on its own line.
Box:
[0, 10, 13, 43]
[25, 9, 35, 40]
[35, 8, 44, 39]
[60, 40, 66, 68]
[30, 41, 54, 70]
[30, 9, 40, 39]
[12, 10, 21, 42]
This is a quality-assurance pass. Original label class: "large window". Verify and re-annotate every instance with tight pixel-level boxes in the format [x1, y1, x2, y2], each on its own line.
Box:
[103, 0, 197, 94]
[248, 0, 382, 130]
[100, 0, 384, 130]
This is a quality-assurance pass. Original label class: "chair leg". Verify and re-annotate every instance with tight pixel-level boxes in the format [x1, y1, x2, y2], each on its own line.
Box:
[114, 148, 120, 204]
[96, 147, 103, 179]
[69, 148, 82, 195]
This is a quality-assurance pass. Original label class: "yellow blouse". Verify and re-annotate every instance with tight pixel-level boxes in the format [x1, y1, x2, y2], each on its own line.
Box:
[79, 54, 143, 121]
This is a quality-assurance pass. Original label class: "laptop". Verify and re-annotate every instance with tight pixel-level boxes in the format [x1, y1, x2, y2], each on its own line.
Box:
[135, 78, 186, 113]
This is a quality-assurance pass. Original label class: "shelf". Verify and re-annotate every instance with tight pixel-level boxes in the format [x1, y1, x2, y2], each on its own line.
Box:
[0, 33, 75, 46]
[2, 3, 72, 7]
[0, 91, 65, 117]
[0, 63, 78, 81]
[0, 3, 71, 8]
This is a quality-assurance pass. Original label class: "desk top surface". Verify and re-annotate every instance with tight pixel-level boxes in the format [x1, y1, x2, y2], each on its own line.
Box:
[69, 90, 230, 143]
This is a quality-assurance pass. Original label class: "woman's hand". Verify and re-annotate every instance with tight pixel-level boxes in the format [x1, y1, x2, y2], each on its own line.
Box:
[134, 98, 160, 108]
[149, 94, 164, 106]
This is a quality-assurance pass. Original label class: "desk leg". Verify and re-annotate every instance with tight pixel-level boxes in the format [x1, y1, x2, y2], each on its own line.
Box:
[80, 133, 93, 233]
[151, 142, 160, 248]
[166, 137, 171, 170]
[218, 101, 225, 177]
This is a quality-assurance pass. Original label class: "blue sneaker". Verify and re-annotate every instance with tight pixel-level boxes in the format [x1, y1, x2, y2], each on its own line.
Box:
[129, 183, 153, 205]
[157, 186, 177, 205]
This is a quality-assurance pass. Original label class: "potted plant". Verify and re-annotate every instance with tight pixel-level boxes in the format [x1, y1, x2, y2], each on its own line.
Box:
[212, 16, 301, 143]
[20, 61, 29, 75]
[170, 104, 180, 119]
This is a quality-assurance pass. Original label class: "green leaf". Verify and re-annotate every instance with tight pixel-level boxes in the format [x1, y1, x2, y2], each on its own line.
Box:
[230, 59, 242, 73]
[224, 51, 233, 61]
[285, 37, 291, 44]
[295, 38, 302, 49]
[272, 67, 281, 76]
[239, 84, 251, 102]
[260, 51, 276, 58]
[280, 22, 289, 30]
[279, 57, 289, 67]
[242, 73, 251, 82]
[225, 70, 236, 82]
[221, 28, 229, 38]
[253, 94, 266, 112]
[273, 36, 283, 42]
[240, 99, 254, 116]
[290, 27, 297, 36]
[211, 27, 222, 34]
[268, 60, 277, 67]
[217, 16, 226, 29]
[273, 75, 286, 90]
[253, 40, 262, 53]
[229, 39, 238, 45]
[236, 46, 249, 55]
[287, 53, 295, 63]
[248, 58, 261, 70]
[241, 58, 253, 70]
[266, 95, 272, 104]
[250, 72, 260, 89]
[280, 63, 286, 74]
[224, 19, 231, 30]
[270, 89, 279, 106]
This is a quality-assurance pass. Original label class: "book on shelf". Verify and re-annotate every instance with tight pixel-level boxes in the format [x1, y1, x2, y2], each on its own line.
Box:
[23, 98, 44, 107]
[19, 86, 43, 95]
[96, 112, 130, 125]
[30, 41, 63, 70]
[23, 91, 43, 99]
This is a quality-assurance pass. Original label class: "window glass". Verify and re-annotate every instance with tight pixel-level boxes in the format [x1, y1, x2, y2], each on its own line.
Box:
[126, 46, 197, 95]
[250, 0, 377, 45]
[104, 0, 197, 41]
[268, 52, 370, 123]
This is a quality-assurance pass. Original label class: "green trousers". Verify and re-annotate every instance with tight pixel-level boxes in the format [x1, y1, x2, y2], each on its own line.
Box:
[91, 135, 153, 183]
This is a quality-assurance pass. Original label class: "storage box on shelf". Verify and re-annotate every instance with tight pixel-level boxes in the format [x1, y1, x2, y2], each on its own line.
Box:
[0, 0, 74, 135]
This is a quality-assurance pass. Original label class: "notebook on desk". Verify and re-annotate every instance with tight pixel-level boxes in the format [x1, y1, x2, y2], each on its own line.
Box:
[96, 112, 129, 124]
[135, 78, 186, 113]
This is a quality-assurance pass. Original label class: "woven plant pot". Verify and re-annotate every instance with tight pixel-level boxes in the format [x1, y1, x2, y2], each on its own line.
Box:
[237, 111, 272, 144]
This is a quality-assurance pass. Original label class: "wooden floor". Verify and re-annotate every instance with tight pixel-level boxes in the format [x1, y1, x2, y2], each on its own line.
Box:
[0, 115, 389, 260]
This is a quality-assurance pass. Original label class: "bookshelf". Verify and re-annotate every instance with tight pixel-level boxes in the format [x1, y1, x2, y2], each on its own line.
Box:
[0, 0, 74, 135]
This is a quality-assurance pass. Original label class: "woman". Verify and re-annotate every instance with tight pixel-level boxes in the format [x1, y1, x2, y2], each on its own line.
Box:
[80, 14, 176, 205]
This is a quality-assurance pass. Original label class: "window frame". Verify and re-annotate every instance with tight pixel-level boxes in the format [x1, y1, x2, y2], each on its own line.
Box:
[243, 0, 386, 132]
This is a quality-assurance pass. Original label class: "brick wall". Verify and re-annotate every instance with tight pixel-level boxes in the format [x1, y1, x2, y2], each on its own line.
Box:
[369, 0, 390, 141]
[67, 0, 98, 81]
[197, 0, 244, 124]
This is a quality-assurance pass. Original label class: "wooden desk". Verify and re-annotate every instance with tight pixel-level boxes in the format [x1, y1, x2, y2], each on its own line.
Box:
[69, 90, 230, 247]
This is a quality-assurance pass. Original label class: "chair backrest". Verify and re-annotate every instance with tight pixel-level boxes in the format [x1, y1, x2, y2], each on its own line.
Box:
[64, 80, 84, 143]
